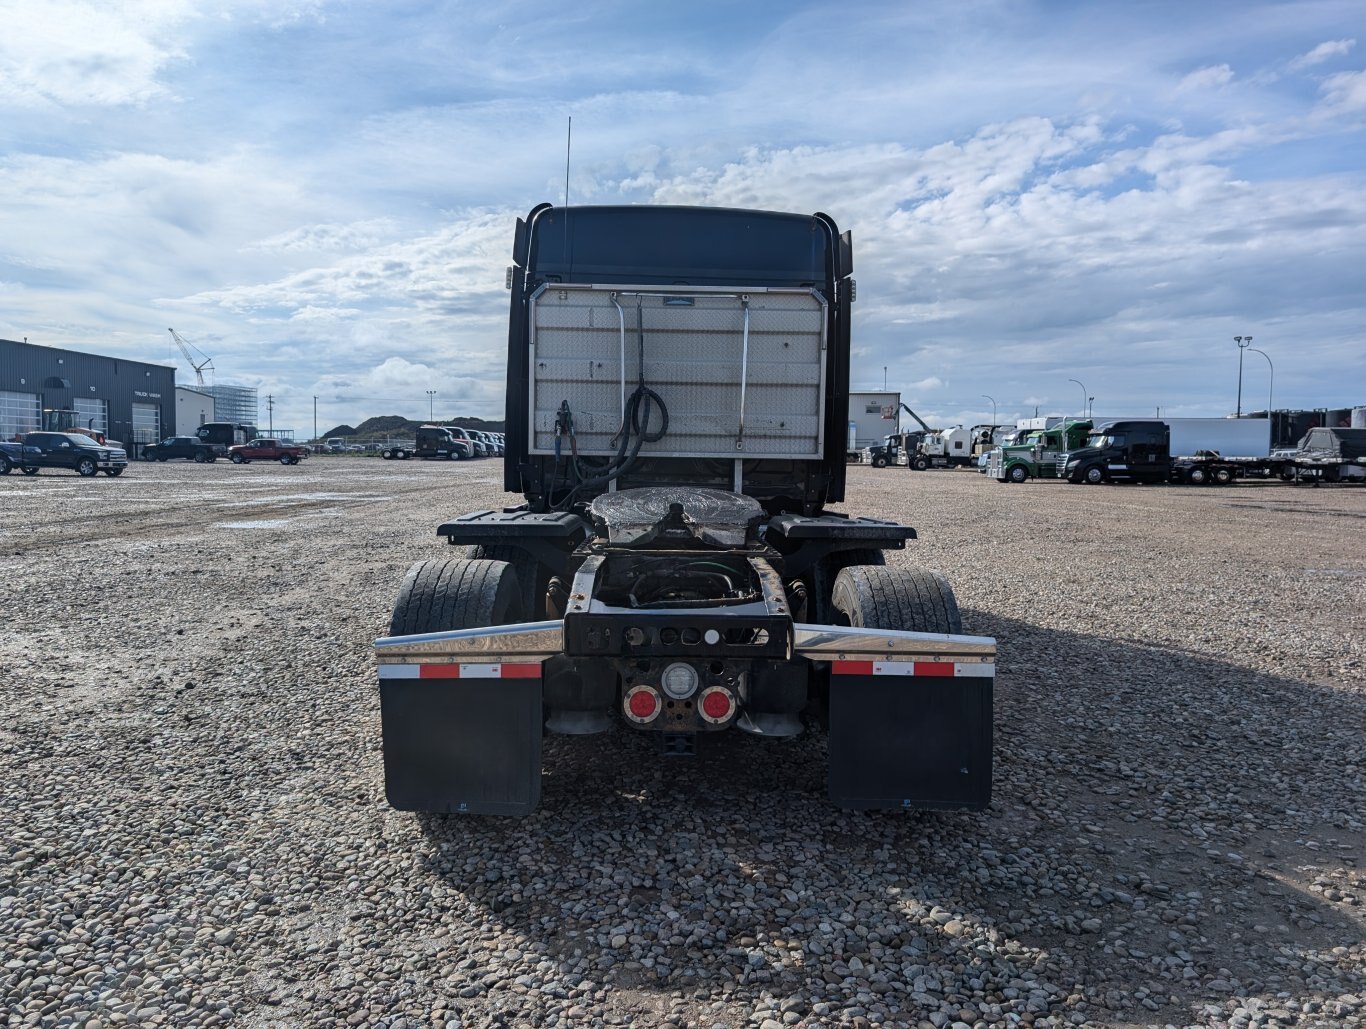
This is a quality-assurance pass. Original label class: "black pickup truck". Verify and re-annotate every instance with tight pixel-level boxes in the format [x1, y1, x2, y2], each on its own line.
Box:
[143, 436, 218, 463]
[0, 432, 129, 476]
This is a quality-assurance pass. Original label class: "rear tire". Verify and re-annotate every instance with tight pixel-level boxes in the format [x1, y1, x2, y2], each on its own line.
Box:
[810, 548, 886, 625]
[389, 558, 525, 636]
[0, 455, 10, 475]
[1213, 466, 1234, 485]
[231, 453, 244, 464]
[831, 565, 963, 634]
[1187, 466, 1208, 485]
[22, 467, 38, 475]
[194, 451, 207, 463]
[466, 545, 545, 618]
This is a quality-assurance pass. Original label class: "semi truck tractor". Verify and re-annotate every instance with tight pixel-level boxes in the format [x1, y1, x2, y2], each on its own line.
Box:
[1059, 419, 1275, 484]
[987, 419, 1093, 482]
[375, 204, 996, 816]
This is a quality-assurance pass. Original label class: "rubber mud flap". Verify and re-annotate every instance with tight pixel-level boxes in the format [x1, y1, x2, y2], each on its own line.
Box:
[380, 676, 543, 815]
[827, 672, 992, 811]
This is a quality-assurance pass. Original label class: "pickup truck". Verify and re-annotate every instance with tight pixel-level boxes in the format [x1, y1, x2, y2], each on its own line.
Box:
[143, 436, 218, 463]
[227, 438, 310, 465]
[0, 432, 129, 476]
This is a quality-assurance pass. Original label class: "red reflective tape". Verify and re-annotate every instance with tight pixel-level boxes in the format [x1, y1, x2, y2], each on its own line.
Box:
[500, 663, 542, 679]
[912, 662, 956, 677]
[419, 665, 463, 679]
[832, 660, 875, 676]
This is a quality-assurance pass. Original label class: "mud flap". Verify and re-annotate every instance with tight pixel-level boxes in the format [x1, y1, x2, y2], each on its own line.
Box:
[827, 664, 993, 810]
[379, 669, 543, 815]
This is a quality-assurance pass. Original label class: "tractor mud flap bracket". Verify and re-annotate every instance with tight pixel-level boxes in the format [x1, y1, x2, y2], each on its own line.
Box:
[379, 663, 544, 816]
[827, 661, 993, 810]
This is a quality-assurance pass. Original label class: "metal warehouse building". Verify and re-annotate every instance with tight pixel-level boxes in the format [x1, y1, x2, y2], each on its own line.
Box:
[0, 338, 176, 448]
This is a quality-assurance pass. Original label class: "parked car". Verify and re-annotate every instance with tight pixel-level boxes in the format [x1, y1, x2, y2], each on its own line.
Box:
[143, 436, 218, 463]
[228, 438, 310, 465]
[0, 432, 128, 477]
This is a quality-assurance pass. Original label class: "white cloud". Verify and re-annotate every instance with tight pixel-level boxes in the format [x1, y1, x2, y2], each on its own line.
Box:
[1176, 64, 1234, 94]
[1288, 38, 1355, 72]
[1318, 70, 1366, 114]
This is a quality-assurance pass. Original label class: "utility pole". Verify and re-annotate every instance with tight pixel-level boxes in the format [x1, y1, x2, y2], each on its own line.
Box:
[313, 396, 318, 443]
[426, 390, 436, 422]
[267, 394, 274, 435]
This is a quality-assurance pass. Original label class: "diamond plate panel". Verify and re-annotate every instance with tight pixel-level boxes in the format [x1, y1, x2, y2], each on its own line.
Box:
[529, 287, 826, 458]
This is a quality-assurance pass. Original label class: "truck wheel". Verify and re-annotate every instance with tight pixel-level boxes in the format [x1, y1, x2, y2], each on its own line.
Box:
[22, 467, 38, 476]
[157, 455, 168, 462]
[279, 455, 292, 465]
[1007, 464, 1028, 483]
[104, 468, 124, 476]
[1213, 467, 1234, 485]
[231, 453, 244, 464]
[809, 548, 886, 624]
[399, 450, 409, 459]
[872, 455, 887, 468]
[76, 457, 98, 477]
[194, 451, 207, 463]
[466, 545, 545, 618]
[1186, 466, 1208, 485]
[142, 451, 156, 461]
[1083, 465, 1106, 485]
[912, 456, 929, 471]
[0, 455, 10, 475]
[831, 565, 962, 634]
[389, 558, 525, 636]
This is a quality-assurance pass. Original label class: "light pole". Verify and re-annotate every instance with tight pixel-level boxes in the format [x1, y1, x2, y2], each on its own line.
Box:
[1088, 396, 1094, 419]
[1234, 335, 1252, 417]
[1068, 378, 1087, 420]
[980, 394, 996, 426]
[313, 395, 317, 443]
[426, 389, 436, 422]
[1247, 347, 1273, 415]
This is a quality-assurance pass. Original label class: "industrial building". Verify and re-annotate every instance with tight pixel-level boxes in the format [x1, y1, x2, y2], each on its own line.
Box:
[0, 338, 176, 447]
[201, 383, 258, 427]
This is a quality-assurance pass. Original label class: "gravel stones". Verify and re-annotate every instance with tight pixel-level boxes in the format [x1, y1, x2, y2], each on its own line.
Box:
[1, 461, 1363, 1027]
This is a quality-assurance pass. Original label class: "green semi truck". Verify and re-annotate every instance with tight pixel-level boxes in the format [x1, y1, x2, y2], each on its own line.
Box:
[986, 419, 1092, 482]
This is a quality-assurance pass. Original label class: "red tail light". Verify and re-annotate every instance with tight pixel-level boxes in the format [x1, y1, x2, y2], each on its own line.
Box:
[624, 685, 661, 723]
[698, 686, 735, 724]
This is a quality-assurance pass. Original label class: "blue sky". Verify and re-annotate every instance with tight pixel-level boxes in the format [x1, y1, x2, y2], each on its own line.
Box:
[1, 0, 1362, 436]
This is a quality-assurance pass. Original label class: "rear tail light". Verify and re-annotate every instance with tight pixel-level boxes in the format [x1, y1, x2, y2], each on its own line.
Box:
[698, 686, 736, 724]
[624, 685, 661, 723]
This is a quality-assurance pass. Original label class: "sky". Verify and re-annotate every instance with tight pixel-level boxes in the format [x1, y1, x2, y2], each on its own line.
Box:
[1, 0, 1363, 436]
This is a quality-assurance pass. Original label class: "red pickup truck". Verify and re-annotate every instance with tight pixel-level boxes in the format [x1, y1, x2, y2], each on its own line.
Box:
[227, 438, 310, 465]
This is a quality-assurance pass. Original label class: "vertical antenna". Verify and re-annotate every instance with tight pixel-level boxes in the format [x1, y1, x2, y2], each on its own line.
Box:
[564, 115, 572, 208]
[562, 115, 572, 267]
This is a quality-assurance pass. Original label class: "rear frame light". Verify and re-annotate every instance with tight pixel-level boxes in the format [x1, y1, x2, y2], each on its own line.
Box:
[624, 684, 661, 724]
[698, 686, 736, 725]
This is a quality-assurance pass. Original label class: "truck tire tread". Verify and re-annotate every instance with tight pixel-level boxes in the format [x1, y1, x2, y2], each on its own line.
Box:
[465, 545, 543, 617]
[832, 565, 962, 634]
[389, 558, 523, 637]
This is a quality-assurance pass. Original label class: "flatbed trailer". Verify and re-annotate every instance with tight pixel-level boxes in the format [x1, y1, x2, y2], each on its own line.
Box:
[374, 205, 996, 816]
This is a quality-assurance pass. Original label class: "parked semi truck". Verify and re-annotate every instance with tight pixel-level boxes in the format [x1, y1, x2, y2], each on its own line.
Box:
[1059, 419, 1274, 484]
[987, 419, 1093, 482]
[375, 205, 996, 816]
[907, 426, 976, 469]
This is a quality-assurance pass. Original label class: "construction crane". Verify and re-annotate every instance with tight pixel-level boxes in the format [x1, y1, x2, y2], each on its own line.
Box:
[168, 328, 214, 387]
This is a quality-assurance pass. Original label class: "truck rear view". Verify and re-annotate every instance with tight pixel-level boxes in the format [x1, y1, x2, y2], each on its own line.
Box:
[375, 205, 996, 815]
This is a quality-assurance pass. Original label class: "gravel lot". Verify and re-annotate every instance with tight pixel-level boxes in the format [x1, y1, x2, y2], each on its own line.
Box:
[2, 459, 1363, 1029]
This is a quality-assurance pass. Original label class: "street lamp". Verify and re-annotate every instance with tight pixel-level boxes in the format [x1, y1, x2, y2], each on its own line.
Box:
[1088, 396, 1094, 419]
[1247, 347, 1273, 415]
[426, 389, 436, 422]
[980, 394, 996, 426]
[1068, 378, 1087, 420]
[1234, 335, 1252, 417]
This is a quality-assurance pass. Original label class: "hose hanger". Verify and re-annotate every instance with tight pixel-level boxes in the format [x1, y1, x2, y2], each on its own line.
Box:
[609, 292, 626, 425]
